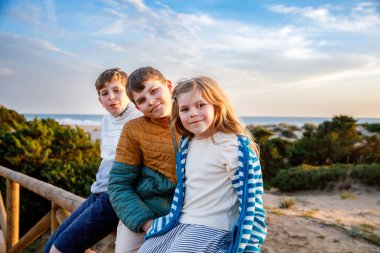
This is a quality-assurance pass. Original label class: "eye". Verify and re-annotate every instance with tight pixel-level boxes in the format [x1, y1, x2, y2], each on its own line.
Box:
[180, 107, 189, 113]
[136, 98, 145, 105]
[114, 88, 121, 93]
[150, 88, 157, 95]
[100, 91, 108, 96]
[198, 102, 207, 108]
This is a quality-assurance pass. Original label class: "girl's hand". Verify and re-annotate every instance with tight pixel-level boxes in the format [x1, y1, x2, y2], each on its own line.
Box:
[142, 219, 153, 232]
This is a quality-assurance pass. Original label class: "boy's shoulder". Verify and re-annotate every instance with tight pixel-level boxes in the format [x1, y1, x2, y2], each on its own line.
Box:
[122, 116, 153, 135]
[124, 116, 169, 128]
[122, 116, 171, 138]
[124, 116, 150, 127]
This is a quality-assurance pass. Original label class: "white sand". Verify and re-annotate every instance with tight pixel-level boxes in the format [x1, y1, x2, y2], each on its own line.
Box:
[263, 187, 380, 253]
[77, 125, 101, 141]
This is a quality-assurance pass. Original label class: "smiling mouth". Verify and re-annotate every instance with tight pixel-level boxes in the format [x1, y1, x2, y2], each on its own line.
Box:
[151, 104, 161, 112]
[190, 120, 202, 124]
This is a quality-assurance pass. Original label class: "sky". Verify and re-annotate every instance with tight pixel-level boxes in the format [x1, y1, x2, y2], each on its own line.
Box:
[0, 0, 379, 117]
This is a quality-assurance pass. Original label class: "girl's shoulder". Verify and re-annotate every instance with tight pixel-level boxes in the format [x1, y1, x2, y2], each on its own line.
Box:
[213, 131, 237, 142]
[213, 132, 239, 153]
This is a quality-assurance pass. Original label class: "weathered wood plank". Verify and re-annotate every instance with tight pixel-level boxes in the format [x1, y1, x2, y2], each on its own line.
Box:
[8, 212, 50, 253]
[0, 166, 85, 212]
[5, 180, 19, 252]
[0, 192, 7, 235]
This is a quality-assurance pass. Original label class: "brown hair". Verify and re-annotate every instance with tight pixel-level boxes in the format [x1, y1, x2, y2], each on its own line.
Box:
[95, 68, 128, 95]
[126, 66, 166, 103]
[171, 76, 260, 156]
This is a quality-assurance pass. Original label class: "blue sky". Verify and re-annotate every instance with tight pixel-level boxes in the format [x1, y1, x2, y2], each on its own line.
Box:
[0, 0, 379, 117]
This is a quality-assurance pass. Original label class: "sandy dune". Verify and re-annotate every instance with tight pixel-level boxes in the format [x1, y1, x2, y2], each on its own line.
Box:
[262, 187, 380, 253]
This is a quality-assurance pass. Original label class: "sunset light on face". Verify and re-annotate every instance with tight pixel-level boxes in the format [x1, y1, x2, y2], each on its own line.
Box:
[0, 0, 379, 118]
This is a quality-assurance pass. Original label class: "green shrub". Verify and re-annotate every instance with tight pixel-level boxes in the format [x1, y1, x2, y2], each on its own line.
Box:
[279, 197, 295, 209]
[273, 163, 380, 191]
[362, 123, 380, 133]
[0, 106, 100, 235]
[0, 105, 26, 132]
[340, 191, 356, 199]
[350, 163, 380, 187]
[272, 165, 349, 191]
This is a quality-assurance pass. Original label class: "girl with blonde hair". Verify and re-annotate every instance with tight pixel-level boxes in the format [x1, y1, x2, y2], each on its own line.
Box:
[138, 76, 267, 253]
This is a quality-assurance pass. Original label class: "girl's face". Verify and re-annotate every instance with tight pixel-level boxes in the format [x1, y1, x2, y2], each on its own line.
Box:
[177, 89, 215, 140]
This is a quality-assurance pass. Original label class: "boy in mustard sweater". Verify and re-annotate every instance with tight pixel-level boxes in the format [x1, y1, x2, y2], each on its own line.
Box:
[108, 66, 178, 252]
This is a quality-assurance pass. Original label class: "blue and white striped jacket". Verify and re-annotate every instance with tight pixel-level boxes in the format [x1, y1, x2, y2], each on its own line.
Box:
[146, 135, 267, 252]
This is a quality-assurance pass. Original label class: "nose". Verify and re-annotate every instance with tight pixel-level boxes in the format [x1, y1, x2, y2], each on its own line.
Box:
[190, 108, 198, 117]
[148, 96, 156, 105]
[109, 92, 115, 100]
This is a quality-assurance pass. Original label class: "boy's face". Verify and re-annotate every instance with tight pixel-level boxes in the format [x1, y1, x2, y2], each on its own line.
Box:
[132, 80, 172, 119]
[99, 81, 130, 117]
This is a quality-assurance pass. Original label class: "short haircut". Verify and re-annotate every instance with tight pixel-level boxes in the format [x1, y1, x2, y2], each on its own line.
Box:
[126, 66, 166, 103]
[95, 68, 128, 95]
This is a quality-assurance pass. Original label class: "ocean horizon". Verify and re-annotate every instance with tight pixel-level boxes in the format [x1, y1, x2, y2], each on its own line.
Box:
[23, 113, 380, 127]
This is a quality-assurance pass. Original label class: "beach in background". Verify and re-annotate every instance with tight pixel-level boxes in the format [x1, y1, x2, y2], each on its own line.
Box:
[23, 114, 380, 127]
[23, 114, 380, 142]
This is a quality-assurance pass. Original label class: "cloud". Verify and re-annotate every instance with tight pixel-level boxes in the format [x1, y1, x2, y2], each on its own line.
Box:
[96, 41, 127, 52]
[126, 0, 149, 12]
[3, 1, 72, 37]
[268, 2, 380, 32]
[1, 1, 379, 116]
[0, 33, 77, 58]
[86, 1, 379, 95]
[0, 68, 14, 76]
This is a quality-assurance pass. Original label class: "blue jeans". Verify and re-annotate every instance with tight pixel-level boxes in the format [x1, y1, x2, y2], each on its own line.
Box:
[44, 193, 119, 253]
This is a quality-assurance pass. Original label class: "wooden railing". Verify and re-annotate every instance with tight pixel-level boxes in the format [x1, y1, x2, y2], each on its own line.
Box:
[0, 165, 85, 253]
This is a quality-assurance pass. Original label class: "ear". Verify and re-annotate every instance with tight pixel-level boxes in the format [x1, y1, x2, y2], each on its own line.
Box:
[166, 80, 173, 93]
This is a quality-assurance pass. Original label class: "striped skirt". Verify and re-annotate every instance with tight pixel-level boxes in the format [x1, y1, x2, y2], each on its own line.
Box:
[138, 223, 231, 253]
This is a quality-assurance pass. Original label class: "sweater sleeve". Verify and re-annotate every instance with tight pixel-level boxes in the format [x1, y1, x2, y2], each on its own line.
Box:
[216, 133, 239, 180]
[108, 161, 156, 232]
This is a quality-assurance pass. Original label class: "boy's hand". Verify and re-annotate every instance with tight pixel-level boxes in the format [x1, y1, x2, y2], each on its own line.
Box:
[142, 219, 153, 232]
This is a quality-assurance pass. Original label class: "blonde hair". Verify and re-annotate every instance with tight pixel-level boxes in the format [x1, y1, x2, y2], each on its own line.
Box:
[171, 76, 260, 156]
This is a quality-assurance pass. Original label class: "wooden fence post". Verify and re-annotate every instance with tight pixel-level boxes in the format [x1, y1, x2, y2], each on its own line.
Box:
[51, 202, 59, 234]
[6, 179, 19, 252]
[0, 192, 7, 234]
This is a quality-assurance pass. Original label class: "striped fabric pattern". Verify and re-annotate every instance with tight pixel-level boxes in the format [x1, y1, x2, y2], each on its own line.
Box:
[140, 223, 231, 253]
[146, 135, 267, 252]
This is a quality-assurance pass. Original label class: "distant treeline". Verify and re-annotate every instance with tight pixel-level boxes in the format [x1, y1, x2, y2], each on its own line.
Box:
[248, 115, 380, 191]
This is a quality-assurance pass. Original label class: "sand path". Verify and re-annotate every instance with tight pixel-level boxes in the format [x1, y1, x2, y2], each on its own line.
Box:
[262, 187, 380, 253]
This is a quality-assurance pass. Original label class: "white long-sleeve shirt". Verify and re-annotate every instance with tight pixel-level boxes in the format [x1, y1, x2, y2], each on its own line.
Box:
[179, 132, 239, 231]
[91, 103, 142, 194]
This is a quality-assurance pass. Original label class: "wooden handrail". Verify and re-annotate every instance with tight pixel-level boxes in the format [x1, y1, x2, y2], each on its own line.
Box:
[0, 166, 84, 212]
[0, 165, 85, 252]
